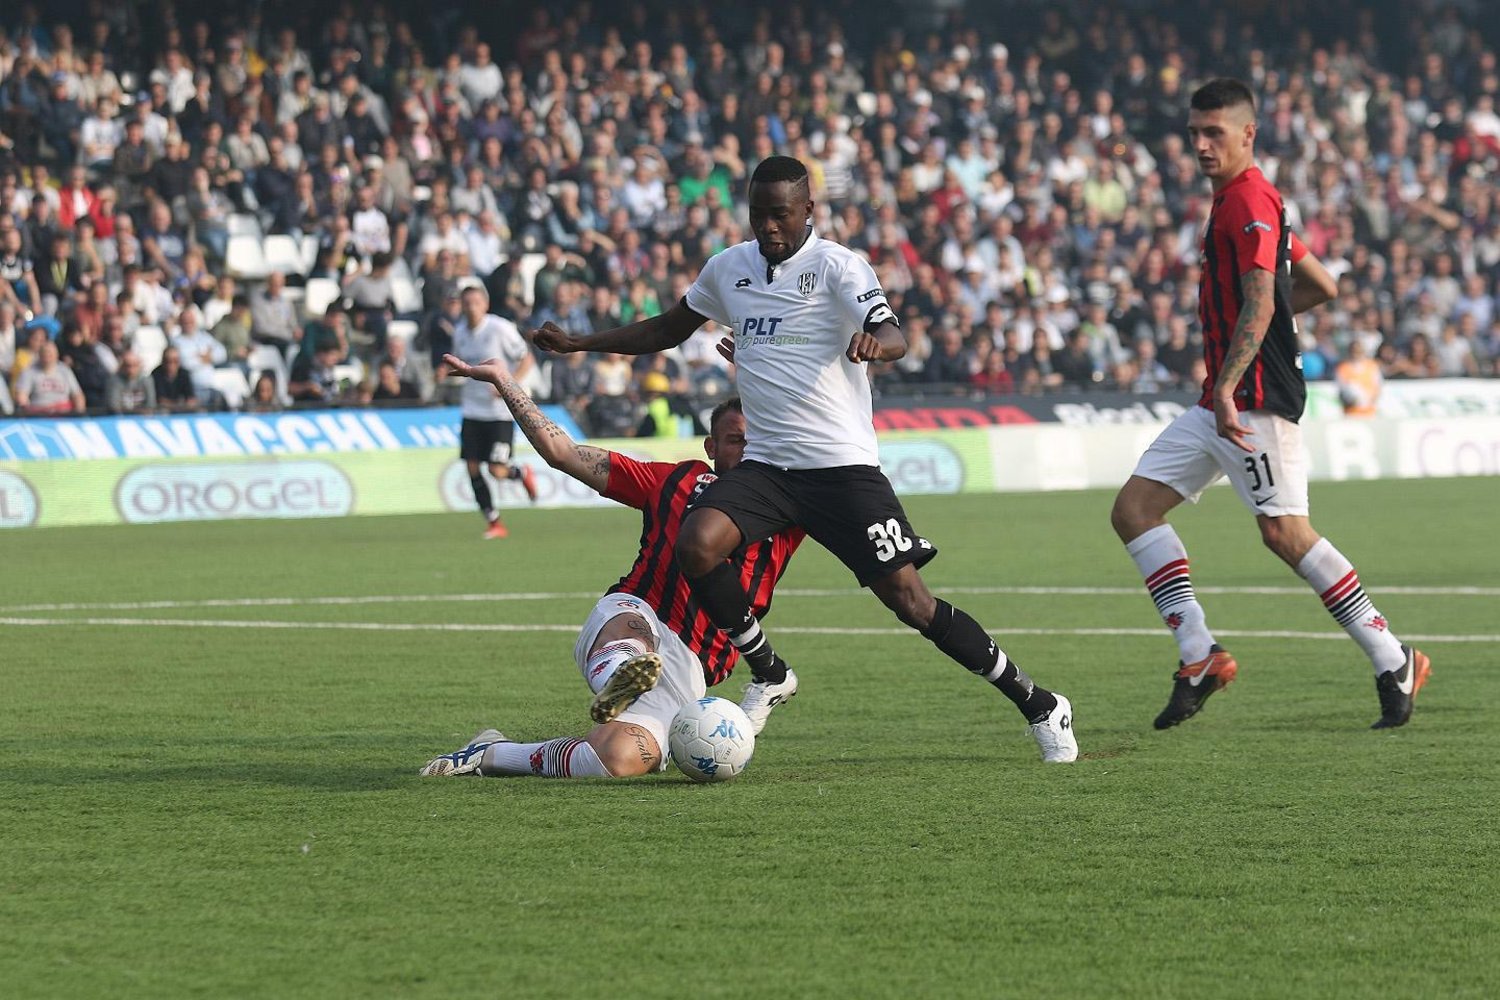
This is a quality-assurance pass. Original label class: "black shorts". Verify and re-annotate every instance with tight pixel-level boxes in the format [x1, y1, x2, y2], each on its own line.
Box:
[459, 418, 516, 464]
[693, 460, 937, 587]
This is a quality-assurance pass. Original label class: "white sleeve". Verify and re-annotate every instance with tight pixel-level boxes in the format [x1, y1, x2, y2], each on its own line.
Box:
[683, 251, 730, 327]
[498, 320, 529, 363]
[835, 252, 898, 332]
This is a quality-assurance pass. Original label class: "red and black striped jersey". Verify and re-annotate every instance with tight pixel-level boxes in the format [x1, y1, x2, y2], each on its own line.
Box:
[604, 454, 804, 686]
[1197, 166, 1310, 421]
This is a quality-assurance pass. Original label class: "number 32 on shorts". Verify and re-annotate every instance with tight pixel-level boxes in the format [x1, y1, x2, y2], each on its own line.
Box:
[867, 518, 912, 562]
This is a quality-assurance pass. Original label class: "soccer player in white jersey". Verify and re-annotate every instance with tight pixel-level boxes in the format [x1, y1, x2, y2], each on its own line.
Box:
[450, 285, 538, 537]
[537, 156, 1077, 763]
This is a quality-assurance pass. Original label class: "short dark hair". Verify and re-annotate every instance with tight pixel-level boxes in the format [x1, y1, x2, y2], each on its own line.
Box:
[750, 155, 809, 188]
[1190, 78, 1256, 115]
[708, 396, 743, 436]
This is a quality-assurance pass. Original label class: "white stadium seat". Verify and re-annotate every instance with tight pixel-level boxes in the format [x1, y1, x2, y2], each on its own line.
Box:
[299, 234, 320, 273]
[227, 213, 263, 238]
[390, 273, 423, 315]
[210, 368, 252, 409]
[516, 252, 546, 307]
[132, 325, 167, 370]
[385, 319, 419, 348]
[225, 235, 270, 280]
[262, 235, 307, 276]
[302, 278, 342, 318]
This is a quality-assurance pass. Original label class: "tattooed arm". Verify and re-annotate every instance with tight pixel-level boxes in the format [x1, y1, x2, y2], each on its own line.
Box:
[442, 354, 611, 492]
[1212, 267, 1276, 452]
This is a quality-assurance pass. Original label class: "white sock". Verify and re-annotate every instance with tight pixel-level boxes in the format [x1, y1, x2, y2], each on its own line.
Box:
[1126, 524, 1216, 663]
[1295, 538, 1406, 674]
[581, 638, 650, 694]
[481, 738, 613, 778]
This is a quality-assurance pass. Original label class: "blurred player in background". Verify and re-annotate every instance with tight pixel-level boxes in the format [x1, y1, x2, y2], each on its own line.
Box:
[421, 356, 802, 779]
[1110, 78, 1430, 730]
[450, 285, 538, 538]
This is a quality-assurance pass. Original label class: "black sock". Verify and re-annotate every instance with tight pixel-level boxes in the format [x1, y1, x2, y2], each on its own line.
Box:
[687, 561, 785, 682]
[921, 599, 1057, 722]
[470, 474, 494, 520]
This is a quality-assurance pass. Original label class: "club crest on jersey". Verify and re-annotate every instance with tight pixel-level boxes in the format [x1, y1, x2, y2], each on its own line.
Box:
[797, 271, 817, 297]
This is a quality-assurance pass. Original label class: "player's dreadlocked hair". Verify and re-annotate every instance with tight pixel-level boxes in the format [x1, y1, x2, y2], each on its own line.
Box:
[1190, 77, 1256, 114]
[708, 397, 743, 436]
[750, 155, 810, 189]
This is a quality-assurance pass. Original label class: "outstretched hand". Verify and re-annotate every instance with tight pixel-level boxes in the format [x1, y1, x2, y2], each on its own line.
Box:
[1213, 393, 1255, 452]
[532, 321, 579, 354]
[716, 336, 735, 366]
[442, 354, 511, 384]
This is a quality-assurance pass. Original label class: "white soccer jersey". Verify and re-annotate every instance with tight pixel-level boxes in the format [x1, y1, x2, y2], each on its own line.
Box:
[452, 313, 530, 420]
[685, 230, 896, 469]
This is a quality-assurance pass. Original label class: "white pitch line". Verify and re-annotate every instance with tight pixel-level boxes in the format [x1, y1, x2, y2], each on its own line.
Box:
[1, 616, 1494, 643]
[2, 583, 1495, 614]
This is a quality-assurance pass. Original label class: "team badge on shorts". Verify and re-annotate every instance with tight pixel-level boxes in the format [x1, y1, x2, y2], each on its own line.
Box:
[797, 271, 817, 297]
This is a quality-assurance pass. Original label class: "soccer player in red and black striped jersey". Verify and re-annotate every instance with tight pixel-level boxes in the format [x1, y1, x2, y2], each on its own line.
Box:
[420, 354, 802, 780]
[1111, 78, 1430, 731]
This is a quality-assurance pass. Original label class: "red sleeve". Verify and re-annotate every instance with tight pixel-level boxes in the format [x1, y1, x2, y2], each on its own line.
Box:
[1221, 186, 1282, 274]
[1289, 231, 1309, 264]
[602, 453, 675, 510]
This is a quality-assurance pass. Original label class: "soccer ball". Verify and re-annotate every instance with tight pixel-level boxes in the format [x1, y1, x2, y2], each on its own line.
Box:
[668, 697, 755, 783]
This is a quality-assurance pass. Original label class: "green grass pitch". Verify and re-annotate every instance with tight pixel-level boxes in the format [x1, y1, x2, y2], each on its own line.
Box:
[2, 478, 1497, 998]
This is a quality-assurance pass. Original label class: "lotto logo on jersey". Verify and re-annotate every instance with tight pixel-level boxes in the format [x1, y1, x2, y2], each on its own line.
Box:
[734, 316, 811, 349]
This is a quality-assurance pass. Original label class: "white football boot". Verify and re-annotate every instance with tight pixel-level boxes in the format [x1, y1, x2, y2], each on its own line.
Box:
[589, 652, 664, 724]
[1027, 694, 1078, 763]
[739, 668, 799, 735]
[420, 728, 508, 777]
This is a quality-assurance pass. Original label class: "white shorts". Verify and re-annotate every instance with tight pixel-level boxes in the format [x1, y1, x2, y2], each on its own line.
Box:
[1132, 405, 1310, 517]
[573, 593, 706, 768]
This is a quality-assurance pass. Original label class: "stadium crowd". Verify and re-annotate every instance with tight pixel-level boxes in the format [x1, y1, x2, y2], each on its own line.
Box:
[0, 0, 1496, 429]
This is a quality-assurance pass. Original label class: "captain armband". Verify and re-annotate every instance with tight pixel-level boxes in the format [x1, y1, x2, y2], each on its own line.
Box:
[862, 302, 899, 332]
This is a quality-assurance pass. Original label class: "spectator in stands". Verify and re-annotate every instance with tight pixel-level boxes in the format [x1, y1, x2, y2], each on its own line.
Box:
[212, 295, 254, 375]
[245, 372, 282, 413]
[185, 167, 233, 263]
[250, 271, 301, 354]
[1055, 330, 1100, 389]
[345, 250, 396, 358]
[0, 226, 40, 317]
[107, 351, 156, 414]
[367, 359, 420, 404]
[15, 339, 84, 415]
[140, 200, 188, 281]
[0, 302, 18, 375]
[35, 234, 85, 316]
[923, 322, 971, 386]
[170, 308, 226, 402]
[302, 303, 350, 362]
[58, 322, 110, 410]
[288, 341, 344, 403]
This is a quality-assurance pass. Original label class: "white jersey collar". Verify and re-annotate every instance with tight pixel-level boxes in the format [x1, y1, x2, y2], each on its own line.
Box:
[761, 226, 819, 277]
